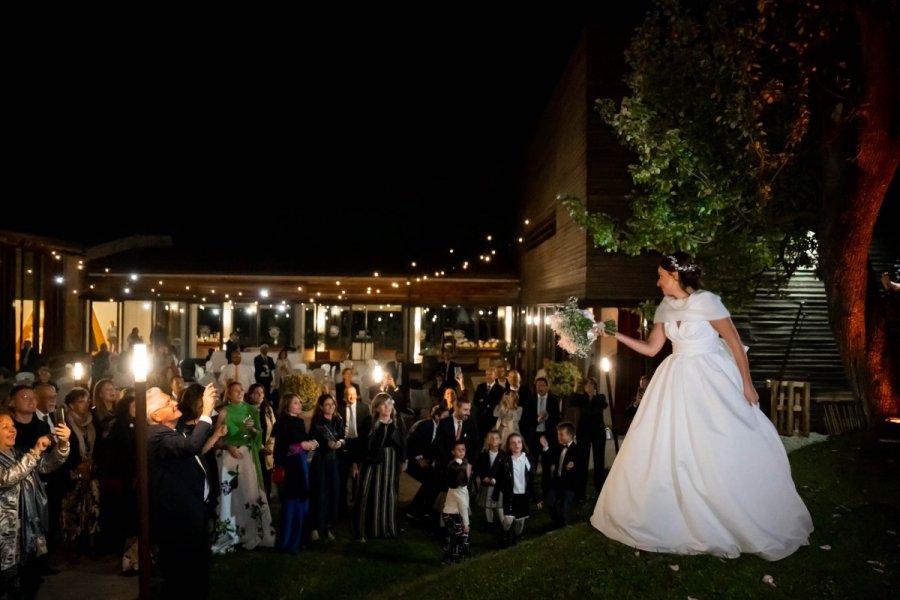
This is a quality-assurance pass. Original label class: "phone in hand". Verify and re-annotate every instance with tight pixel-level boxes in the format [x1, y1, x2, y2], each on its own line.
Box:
[50, 407, 66, 442]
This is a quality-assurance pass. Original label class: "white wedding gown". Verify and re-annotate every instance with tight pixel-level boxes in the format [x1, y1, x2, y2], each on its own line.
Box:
[590, 291, 813, 561]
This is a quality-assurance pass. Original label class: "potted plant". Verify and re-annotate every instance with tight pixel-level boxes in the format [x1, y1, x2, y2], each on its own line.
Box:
[278, 373, 320, 428]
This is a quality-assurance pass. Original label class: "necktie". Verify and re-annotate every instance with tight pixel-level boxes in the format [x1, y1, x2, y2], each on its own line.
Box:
[455, 420, 462, 440]
[397, 363, 402, 385]
[43, 414, 52, 429]
[431, 422, 437, 444]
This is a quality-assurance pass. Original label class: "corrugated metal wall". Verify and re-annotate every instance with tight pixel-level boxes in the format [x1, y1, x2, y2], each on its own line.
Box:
[732, 270, 851, 432]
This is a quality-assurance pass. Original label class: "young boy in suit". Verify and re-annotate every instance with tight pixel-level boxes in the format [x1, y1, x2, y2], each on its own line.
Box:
[541, 421, 581, 528]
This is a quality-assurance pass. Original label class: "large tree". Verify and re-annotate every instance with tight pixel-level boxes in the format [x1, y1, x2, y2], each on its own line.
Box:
[563, 0, 898, 422]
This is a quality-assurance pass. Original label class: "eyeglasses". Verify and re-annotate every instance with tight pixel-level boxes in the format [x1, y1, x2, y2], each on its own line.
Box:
[152, 397, 178, 414]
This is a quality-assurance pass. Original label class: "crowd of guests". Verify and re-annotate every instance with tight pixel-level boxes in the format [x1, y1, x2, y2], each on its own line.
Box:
[1, 346, 623, 598]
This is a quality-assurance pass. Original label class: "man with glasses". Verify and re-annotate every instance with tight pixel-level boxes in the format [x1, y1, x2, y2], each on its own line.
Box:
[147, 384, 224, 599]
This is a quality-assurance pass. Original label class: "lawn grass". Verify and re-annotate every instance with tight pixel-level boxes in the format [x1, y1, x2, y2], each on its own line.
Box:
[209, 434, 899, 599]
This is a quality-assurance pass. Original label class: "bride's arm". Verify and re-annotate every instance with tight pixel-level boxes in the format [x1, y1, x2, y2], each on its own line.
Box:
[600, 322, 667, 357]
[710, 317, 759, 406]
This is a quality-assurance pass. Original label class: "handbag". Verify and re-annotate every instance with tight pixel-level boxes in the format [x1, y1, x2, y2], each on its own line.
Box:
[271, 466, 286, 485]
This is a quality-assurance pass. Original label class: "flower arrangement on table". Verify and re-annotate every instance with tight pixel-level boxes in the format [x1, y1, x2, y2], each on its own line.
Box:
[547, 297, 617, 358]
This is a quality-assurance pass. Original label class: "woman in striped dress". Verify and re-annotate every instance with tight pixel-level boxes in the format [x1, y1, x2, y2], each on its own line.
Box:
[354, 393, 407, 541]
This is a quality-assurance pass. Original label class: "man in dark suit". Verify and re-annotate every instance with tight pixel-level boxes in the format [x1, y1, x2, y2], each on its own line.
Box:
[404, 404, 450, 521]
[472, 366, 505, 432]
[368, 372, 402, 406]
[253, 344, 276, 399]
[434, 349, 460, 391]
[434, 396, 479, 471]
[540, 421, 582, 528]
[386, 351, 414, 415]
[336, 386, 369, 514]
[224, 332, 240, 357]
[147, 384, 222, 600]
[521, 376, 560, 498]
[334, 368, 361, 407]
[20, 340, 39, 372]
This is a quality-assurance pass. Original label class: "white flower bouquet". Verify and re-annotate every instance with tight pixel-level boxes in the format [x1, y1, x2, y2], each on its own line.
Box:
[547, 297, 616, 358]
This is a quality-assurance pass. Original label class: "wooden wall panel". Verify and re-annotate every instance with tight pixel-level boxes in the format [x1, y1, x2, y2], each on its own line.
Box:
[519, 20, 661, 307]
[520, 35, 589, 305]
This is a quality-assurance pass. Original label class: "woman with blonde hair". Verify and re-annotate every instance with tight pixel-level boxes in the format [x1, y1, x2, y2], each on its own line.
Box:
[440, 387, 457, 412]
[354, 393, 407, 541]
[492, 389, 522, 445]
[211, 381, 275, 553]
[474, 429, 505, 530]
[91, 379, 117, 439]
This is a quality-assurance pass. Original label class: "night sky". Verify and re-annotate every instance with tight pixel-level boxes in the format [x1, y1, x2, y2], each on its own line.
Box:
[11, 15, 626, 276]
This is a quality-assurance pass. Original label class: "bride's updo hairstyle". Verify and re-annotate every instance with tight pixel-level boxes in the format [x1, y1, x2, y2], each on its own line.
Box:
[660, 252, 702, 291]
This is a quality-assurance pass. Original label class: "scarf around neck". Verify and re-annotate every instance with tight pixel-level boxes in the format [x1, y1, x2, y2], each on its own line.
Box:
[67, 411, 95, 460]
[224, 401, 264, 488]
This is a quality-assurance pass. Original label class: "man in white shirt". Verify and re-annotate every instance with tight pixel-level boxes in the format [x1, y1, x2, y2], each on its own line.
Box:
[34, 382, 59, 428]
[218, 350, 255, 392]
[525, 376, 560, 497]
[337, 386, 369, 515]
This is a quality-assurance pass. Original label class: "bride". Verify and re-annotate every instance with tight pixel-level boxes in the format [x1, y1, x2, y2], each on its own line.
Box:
[590, 252, 813, 561]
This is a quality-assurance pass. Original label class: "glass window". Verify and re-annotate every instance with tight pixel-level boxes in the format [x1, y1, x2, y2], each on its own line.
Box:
[259, 305, 292, 348]
[475, 308, 500, 343]
[366, 305, 402, 351]
[196, 305, 222, 344]
[232, 303, 257, 348]
[304, 307, 316, 350]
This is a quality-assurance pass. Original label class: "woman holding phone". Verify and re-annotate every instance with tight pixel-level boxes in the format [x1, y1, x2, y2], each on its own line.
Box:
[0, 412, 70, 597]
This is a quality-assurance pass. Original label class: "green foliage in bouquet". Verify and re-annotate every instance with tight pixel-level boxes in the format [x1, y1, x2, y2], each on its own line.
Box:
[549, 297, 598, 358]
[545, 361, 582, 397]
[279, 373, 319, 412]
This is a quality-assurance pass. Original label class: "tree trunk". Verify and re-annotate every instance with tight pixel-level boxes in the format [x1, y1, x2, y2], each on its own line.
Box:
[821, 6, 899, 424]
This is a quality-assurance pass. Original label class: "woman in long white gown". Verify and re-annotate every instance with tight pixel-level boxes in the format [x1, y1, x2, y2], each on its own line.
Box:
[590, 253, 813, 561]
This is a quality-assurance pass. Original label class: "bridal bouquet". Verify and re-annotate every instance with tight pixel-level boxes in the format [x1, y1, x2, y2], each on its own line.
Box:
[241, 414, 259, 442]
[547, 297, 617, 358]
